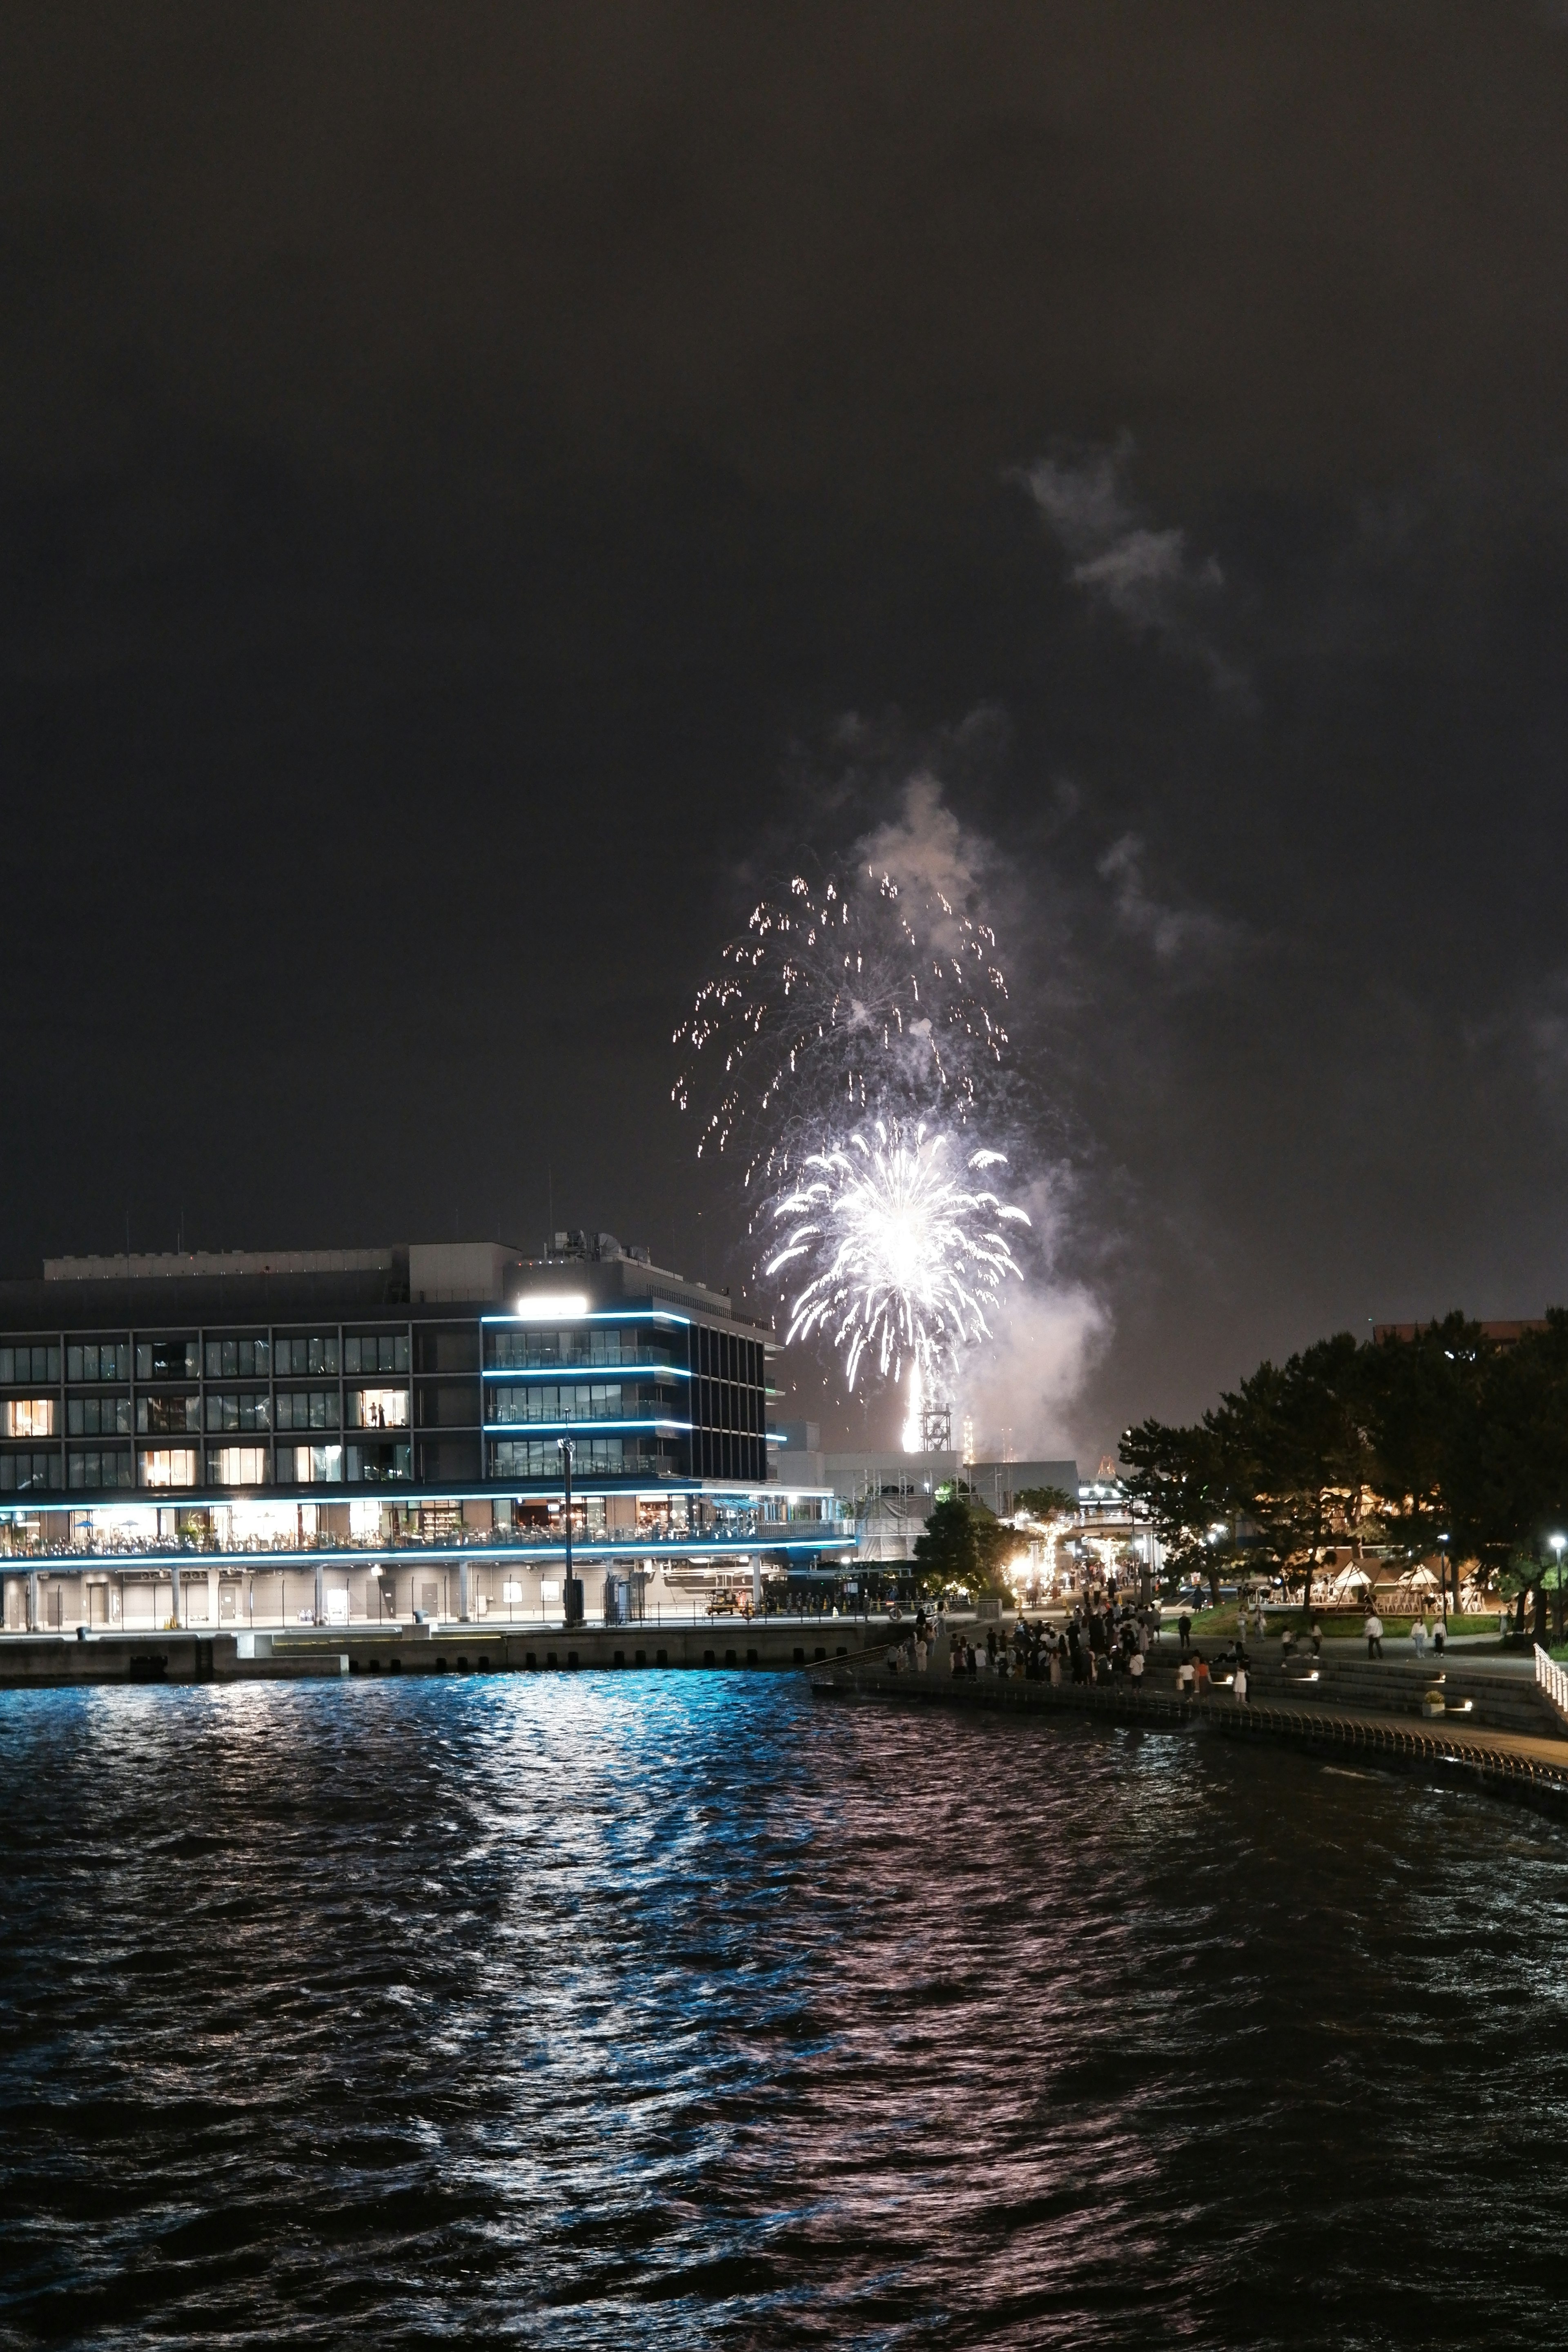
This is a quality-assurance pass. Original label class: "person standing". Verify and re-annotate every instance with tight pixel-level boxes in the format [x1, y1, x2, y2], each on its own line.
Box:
[1365, 1607, 1384, 1660]
[1432, 1612, 1446, 1657]
[1178, 1610, 1192, 1657]
[1310, 1617, 1323, 1660]
[1233, 1659, 1249, 1703]
[1412, 1613, 1427, 1660]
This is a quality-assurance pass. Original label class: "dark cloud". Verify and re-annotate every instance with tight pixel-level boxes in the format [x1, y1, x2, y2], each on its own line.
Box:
[4, 2, 1568, 1453]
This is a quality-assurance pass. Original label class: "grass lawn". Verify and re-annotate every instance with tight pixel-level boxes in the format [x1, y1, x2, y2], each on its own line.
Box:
[1169, 1606, 1504, 1642]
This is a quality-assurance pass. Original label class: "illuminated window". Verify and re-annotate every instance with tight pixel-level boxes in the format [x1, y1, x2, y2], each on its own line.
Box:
[209, 1446, 270, 1486]
[347, 1388, 409, 1429]
[140, 1448, 197, 1488]
[278, 1443, 342, 1484]
[4, 1398, 55, 1438]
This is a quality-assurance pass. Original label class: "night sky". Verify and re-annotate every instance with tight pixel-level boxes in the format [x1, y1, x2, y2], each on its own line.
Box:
[6, 5, 1568, 1459]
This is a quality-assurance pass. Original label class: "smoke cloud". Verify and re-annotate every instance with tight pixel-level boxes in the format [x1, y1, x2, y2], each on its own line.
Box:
[1020, 441, 1243, 694]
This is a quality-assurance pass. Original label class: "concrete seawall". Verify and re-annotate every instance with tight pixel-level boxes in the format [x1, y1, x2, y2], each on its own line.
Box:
[810, 1655, 1568, 1822]
[0, 1619, 885, 1688]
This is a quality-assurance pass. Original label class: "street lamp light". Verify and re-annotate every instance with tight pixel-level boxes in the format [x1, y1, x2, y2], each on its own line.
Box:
[558, 1434, 583, 1630]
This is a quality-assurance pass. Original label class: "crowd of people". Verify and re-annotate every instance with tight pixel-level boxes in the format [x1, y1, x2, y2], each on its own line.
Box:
[877, 1581, 1456, 1709]
[880, 1594, 1171, 1687]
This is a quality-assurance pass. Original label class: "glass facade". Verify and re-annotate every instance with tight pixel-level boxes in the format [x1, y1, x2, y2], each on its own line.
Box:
[0, 1268, 851, 1628]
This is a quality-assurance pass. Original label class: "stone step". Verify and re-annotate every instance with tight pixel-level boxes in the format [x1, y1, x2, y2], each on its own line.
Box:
[1216, 1659, 1564, 1738]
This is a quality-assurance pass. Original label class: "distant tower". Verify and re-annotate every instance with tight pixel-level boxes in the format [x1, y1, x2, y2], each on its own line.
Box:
[921, 1399, 952, 1454]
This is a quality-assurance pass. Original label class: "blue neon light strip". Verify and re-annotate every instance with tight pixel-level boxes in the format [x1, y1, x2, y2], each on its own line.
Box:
[480, 1308, 693, 1327]
[42, 1534, 850, 1569]
[481, 1362, 693, 1380]
[484, 1418, 691, 1436]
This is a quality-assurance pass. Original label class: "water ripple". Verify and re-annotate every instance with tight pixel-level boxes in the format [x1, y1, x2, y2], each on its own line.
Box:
[0, 1675, 1564, 2346]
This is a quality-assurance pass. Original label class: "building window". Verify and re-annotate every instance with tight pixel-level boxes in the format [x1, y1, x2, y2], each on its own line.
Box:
[137, 1394, 200, 1435]
[488, 1435, 664, 1477]
[346, 1387, 409, 1429]
[135, 1339, 199, 1381]
[345, 1334, 409, 1375]
[487, 1382, 676, 1426]
[204, 1337, 271, 1380]
[0, 1450, 60, 1491]
[277, 1443, 342, 1485]
[67, 1396, 132, 1437]
[139, 1448, 197, 1488]
[67, 1343, 131, 1383]
[486, 1327, 670, 1372]
[209, 1446, 270, 1486]
[274, 1335, 340, 1377]
[205, 1391, 272, 1433]
[69, 1449, 134, 1490]
[3, 1398, 56, 1439]
[346, 1441, 411, 1483]
[274, 1390, 339, 1431]
[0, 1345, 60, 1384]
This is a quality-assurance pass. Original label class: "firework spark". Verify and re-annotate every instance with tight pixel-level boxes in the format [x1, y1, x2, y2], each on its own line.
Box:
[766, 1121, 1029, 1443]
[673, 867, 1011, 1192]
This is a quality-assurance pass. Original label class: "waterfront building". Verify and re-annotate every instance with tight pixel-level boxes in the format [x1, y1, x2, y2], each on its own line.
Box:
[0, 1235, 851, 1633]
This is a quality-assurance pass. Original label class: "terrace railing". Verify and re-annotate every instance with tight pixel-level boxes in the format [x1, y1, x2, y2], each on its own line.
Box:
[1535, 1643, 1568, 1729]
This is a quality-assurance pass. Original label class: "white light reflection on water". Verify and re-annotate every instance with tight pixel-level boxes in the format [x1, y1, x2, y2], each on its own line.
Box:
[2, 1673, 1568, 2346]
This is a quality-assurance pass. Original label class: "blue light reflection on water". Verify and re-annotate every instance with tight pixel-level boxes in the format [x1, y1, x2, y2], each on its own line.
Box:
[2, 1673, 1567, 2347]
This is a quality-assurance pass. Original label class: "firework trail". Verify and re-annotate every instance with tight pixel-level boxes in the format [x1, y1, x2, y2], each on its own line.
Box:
[766, 1120, 1029, 1443]
[672, 867, 1013, 1194]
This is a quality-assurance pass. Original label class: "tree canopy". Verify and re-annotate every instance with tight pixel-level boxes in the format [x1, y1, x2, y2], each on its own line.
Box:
[913, 1492, 1015, 1595]
[1120, 1312, 1568, 1600]
[1013, 1484, 1076, 1521]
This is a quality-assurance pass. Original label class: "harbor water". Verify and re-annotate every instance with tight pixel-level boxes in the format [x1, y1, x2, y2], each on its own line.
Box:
[1, 1671, 1565, 2347]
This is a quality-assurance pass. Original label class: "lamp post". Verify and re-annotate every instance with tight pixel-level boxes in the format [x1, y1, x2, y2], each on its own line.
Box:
[1552, 1533, 1565, 1646]
[1437, 1531, 1450, 1624]
[558, 1434, 583, 1629]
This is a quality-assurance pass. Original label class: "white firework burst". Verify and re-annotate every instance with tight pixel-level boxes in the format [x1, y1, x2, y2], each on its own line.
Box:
[766, 1121, 1029, 1445]
[672, 866, 1011, 1192]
